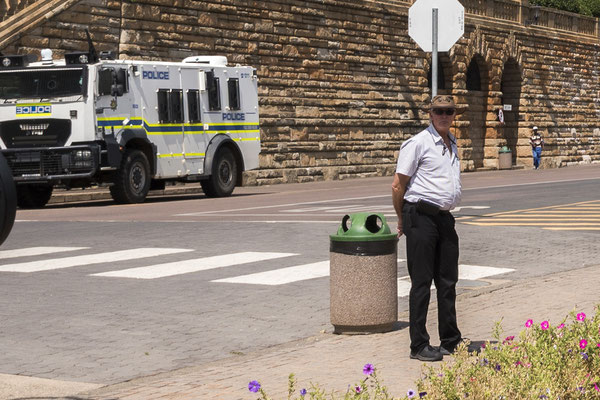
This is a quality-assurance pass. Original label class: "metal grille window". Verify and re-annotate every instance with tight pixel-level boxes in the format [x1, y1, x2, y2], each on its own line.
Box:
[187, 89, 200, 123]
[157, 89, 169, 123]
[169, 89, 183, 123]
[228, 78, 240, 110]
[206, 70, 221, 111]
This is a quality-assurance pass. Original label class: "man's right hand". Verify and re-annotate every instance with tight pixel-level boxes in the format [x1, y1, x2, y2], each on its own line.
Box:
[396, 220, 403, 238]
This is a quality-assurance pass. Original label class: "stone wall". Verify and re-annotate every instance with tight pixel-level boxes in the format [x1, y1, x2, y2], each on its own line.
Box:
[2, 0, 600, 185]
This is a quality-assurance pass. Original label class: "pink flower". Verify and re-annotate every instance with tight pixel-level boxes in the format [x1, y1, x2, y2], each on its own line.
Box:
[577, 313, 586, 321]
[541, 321, 549, 330]
[580, 339, 588, 349]
[525, 319, 533, 328]
[557, 323, 565, 329]
[503, 336, 515, 344]
[595, 383, 600, 392]
[355, 386, 362, 394]
[597, 343, 600, 348]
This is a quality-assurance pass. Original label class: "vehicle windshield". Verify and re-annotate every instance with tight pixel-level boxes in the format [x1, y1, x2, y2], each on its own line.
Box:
[0, 67, 86, 100]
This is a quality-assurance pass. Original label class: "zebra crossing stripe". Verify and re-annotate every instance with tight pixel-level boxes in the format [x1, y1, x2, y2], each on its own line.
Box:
[92, 252, 297, 279]
[211, 261, 330, 285]
[397, 264, 515, 297]
[458, 264, 515, 280]
[0, 247, 88, 260]
[0, 248, 192, 273]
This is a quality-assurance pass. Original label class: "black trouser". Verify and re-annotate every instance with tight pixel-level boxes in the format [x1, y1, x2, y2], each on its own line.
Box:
[402, 202, 461, 353]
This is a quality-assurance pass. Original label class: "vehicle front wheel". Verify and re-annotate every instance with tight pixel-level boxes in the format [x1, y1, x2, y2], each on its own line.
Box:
[110, 149, 151, 204]
[201, 147, 237, 198]
[16, 184, 53, 209]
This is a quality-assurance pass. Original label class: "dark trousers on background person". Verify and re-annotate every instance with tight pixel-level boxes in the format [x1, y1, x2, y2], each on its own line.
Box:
[402, 202, 462, 354]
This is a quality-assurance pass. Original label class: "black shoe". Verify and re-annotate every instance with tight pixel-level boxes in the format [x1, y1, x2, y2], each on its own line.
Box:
[410, 345, 443, 362]
[437, 346, 453, 356]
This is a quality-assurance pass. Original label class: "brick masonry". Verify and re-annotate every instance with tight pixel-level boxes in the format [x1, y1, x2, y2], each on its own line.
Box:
[2, 0, 600, 185]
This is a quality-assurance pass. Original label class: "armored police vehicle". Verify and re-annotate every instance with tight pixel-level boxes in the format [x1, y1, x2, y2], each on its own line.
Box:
[0, 44, 260, 207]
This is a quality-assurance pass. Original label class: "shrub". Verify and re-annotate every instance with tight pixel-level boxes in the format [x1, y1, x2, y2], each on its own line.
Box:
[249, 305, 600, 399]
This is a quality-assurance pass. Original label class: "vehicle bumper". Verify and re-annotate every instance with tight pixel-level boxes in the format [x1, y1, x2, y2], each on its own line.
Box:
[0, 145, 100, 182]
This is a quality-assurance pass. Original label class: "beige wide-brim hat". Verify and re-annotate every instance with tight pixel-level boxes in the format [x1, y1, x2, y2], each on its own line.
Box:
[422, 95, 466, 114]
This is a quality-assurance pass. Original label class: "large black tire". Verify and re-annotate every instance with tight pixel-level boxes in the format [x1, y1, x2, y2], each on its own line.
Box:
[0, 153, 16, 245]
[16, 184, 53, 209]
[201, 147, 237, 198]
[110, 149, 151, 204]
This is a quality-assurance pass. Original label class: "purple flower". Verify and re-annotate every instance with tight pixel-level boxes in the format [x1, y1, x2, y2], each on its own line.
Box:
[407, 389, 416, 398]
[248, 380, 261, 393]
[300, 388, 307, 396]
[495, 364, 501, 371]
[581, 352, 589, 360]
[525, 319, 533, 328]
[541, 321, 549, 330]
[363, 363, 374, 375]
[577, 312, 586, 321]
[355, 386, 362, 394]
[419, 392, 427, 398]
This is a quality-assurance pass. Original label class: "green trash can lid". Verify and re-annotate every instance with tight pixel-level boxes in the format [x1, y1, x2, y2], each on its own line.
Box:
[330, 212, 398, 242]
[499, 146, 510, 153]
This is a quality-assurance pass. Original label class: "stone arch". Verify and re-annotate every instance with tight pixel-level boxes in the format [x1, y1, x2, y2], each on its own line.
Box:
[463, 53, 490, 170]
[500, 57, 522, 165]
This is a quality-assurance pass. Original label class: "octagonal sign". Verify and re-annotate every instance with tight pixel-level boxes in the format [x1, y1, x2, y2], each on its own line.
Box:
[409, 0, 464, 52]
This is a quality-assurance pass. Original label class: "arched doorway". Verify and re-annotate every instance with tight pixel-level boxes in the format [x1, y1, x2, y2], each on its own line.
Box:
[500, 58, 522, 164]
[464, 55, 489, 170]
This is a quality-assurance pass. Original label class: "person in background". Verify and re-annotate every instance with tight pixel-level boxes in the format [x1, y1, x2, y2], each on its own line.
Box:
[530, 126, 544, 170]
[391, 95, 464, 362]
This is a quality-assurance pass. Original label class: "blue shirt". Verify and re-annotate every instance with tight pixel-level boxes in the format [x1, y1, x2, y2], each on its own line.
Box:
[395, 124, 461, 210]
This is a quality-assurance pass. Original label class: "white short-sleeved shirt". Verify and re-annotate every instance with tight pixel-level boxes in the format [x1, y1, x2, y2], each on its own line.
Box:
[395, 124, 461, 210]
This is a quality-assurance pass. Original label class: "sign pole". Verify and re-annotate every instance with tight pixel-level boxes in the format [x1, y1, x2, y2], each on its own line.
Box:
[431, 8, 438, 97]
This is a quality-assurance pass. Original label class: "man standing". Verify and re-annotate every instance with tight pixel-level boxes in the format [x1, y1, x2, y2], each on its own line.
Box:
[530, 126, 544, 169]
[392, 95, 463, 362]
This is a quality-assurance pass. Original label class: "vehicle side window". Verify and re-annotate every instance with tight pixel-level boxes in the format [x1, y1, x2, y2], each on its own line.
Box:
[187, 89, 200, 123]
[169, 89, 183, 123]
[157, 89, 169, 123]
[206, 70, 221, 111]
[228, 78, 240, 111]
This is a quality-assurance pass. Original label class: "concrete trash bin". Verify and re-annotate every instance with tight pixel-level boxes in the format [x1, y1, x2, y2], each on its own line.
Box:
[498, 146, 512, 170]
[329, 212, 398, 334]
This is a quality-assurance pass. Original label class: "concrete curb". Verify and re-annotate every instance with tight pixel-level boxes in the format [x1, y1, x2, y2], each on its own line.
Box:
[47, 185, 204, 205]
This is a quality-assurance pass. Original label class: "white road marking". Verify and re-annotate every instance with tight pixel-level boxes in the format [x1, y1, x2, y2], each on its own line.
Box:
[458, 264, 515, 280]
[93, 252, 297, 279]
[211, 261, 330, 285]
[0, 248, 192, 273]
[0, 247, 88, 260]
[397, 264, 515, 297]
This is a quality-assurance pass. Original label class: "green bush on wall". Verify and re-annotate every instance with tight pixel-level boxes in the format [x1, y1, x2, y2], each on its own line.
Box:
[531, 0, 600, 17]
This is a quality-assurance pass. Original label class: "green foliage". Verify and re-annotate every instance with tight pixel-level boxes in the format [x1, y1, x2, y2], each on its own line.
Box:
[530, 0, 600, 17]
[416, 305, 600, 399]
[250, 305, 600, 399]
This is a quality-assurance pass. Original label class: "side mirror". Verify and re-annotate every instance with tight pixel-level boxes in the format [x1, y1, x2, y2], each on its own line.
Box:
[111, 84, 124, 97]
[115, 68, 128, 94]
[98, 69, 113, 95]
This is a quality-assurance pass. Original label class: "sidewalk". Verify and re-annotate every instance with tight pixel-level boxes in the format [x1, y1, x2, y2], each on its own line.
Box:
[8, 164, 600, 399]
[70, 263, 600, 400]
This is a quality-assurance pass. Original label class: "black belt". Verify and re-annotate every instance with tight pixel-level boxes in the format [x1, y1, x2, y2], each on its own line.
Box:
[404, 200, 451, 216]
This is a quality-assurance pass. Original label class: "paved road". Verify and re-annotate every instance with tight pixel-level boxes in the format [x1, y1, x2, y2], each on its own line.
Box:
[1, 164, 599, 390]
